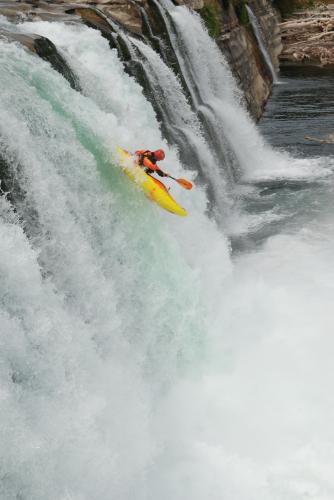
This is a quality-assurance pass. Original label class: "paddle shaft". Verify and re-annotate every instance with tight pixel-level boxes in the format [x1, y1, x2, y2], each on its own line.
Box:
[165, 174, 193, 190]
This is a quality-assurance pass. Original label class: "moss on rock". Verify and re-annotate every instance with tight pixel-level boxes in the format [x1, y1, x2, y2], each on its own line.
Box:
[233, 0, 249, 25]
[199, 2, 220, 38]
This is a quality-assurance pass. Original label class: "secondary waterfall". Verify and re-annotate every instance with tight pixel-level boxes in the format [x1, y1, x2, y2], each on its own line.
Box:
[246, 5, 278, 84]
[1, 7, 334, 500]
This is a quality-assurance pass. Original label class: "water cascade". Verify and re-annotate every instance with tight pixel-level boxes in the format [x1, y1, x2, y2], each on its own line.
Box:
[0, 6, 334, 500]
[128, 36, 230, 215]
[246, 5, 279, 84]
[151, 0, 239, 182]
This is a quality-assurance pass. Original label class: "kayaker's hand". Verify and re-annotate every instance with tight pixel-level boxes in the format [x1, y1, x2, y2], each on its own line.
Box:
[156, 169, 165, 177]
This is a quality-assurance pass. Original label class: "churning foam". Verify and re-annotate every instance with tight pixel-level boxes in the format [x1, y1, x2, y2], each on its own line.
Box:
[0, 17, 334, 500]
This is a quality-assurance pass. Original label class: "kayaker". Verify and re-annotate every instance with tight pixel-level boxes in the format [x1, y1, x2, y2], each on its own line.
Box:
[135, 149, 168, 177]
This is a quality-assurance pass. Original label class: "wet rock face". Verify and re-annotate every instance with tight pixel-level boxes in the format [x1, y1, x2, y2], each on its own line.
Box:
[34, 36, 81, 90]
[248, 0, 282, 70]
[242, 0, 282, 118]
[0, 29, 81, 90]
[100, 1, 143, 34]
[221, 22, 272, 120]
[65, 0, 143, 33]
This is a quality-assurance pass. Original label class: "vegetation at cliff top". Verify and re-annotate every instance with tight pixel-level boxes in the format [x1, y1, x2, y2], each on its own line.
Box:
[199, 2, 220, 39]
[221, 0, 249, 25]
[234, 0, 249, 25]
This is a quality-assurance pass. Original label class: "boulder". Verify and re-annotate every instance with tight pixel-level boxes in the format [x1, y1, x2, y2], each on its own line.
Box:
[0, 29, 80, 90]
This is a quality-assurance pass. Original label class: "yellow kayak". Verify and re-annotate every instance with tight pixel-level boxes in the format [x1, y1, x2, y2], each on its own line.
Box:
[116, 147, 187, 217]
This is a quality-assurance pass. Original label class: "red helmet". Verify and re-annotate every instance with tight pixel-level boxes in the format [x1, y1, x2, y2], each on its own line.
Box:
[154, 149, 165, 161]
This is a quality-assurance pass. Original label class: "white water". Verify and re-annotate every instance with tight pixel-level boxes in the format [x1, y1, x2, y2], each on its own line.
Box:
[246, 5, 279, 84]
[129, 36, 232, 216]
[1, 15, 334, 500]
[162, 3, 334, 183]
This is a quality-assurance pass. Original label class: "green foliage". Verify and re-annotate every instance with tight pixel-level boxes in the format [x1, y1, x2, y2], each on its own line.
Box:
[199, 3, 220, 39]
[233, 0, 249, 25]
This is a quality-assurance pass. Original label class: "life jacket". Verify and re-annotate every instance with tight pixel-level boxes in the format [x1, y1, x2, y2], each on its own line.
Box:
[137, 150, 157, 167]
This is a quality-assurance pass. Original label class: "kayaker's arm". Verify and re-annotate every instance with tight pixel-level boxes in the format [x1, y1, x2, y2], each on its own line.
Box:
[155, 169, 167, 177]
[135, 149, 169, 177]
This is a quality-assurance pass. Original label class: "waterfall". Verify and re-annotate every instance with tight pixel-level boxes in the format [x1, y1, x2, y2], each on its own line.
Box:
[150, 0, 240, 182]
[18, 17, 233, 219]
[128, 37, 231, 216]
[1, 10, 334, 500]
[159, 3, 329, 183]
[246, 5, 279, 84]
[0, 21, 232, 498]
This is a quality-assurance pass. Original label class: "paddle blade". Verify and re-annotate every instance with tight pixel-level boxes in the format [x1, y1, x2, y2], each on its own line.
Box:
[176, 178, 193, 190]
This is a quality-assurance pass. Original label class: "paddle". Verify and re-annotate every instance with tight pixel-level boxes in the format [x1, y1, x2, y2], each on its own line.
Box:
[165, 174, 193, 190]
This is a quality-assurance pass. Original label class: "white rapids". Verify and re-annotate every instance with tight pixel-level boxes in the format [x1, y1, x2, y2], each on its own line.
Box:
[0, 12, 334, 500]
